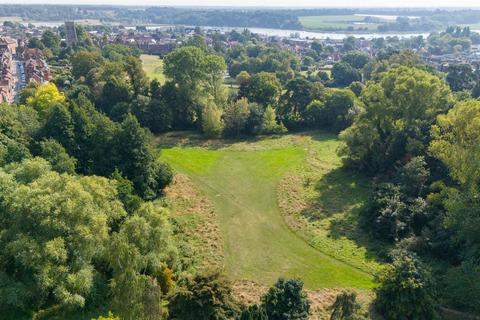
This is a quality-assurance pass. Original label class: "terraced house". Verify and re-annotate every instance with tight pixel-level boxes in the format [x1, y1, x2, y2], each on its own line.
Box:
[0, 38, 16, 103]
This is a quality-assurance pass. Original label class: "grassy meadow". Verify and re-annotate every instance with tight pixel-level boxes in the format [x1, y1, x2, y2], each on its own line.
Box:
[140, 54, 166, 84]
[160, 132, 380, 290]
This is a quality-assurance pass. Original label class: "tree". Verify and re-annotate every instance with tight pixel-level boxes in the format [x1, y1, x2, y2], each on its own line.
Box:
[328, 291, 362, 320]
[321, 89, 359, 132]
[26, 83, 65, 120]
[99, 77, 131, 115]
[41, 30, 61, 54]
[374, 252, 437, 320]
[246, 72, 282, 106]
[124, 56, 149, 96]
[332, 62, 361, 87]
[201, 103, 224, 137]
[113, 114, 170, 199]
[446, 64, 476, 92]
[145, 98, 173, 133]
[107, 203, 177, 320]
[342, 51, 370, 69]
[71, 50, 103, 79]
[168, 270, 240, 320]
[429, 100, 480, 257]
[261, 105, 286, 134]
[40, 103, 75, 151]
[223, 98, 250, 137]
[262, 278, 310, 320]
[163, 46, 227, 127]
[339, 66, 452, 174]
[38, 138, 77, 174]
[279, 78, 314, 127]
[0, 158, 126, 316]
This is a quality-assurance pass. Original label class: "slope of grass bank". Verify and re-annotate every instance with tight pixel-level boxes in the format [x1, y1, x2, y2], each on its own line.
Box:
[160, 132, 377, 289]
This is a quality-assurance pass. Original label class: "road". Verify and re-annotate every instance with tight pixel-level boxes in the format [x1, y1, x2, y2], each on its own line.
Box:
[13, 59, 26, 102]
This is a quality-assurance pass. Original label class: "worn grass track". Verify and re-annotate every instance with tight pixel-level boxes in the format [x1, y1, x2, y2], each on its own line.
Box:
[161, 133, 374, 289]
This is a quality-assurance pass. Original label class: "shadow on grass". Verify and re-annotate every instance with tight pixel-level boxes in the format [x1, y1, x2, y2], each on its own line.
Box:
[156, 130, 288, 151]
[302, 168, 370, 221]
[301, 167, 391, 263]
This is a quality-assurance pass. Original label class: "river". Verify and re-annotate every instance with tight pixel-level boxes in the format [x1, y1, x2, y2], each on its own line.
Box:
[27, 20, 480, 40]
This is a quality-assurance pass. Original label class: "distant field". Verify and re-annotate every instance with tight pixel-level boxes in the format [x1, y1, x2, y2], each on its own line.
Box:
[0, 16, 23, 23]
[159, 132, 377, 289]
[299, 15, 379, 31]
[140, 54, 166, 84]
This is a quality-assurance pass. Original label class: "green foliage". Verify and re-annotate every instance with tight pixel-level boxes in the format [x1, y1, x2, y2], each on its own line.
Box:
[223, 98, 250, 137]
[360, 156, 430, 242]
[239, 304, 268, 320]
[114, 114, 172, 199]
[201, 103, 224, 138]
[246, 72, 282, 106]
[71, 50, 103, 79]
[0, 158, 126, 315]
[328, 291, 362, 320]
[374, 252, 438, 320]
[99, 77, 131, 115]
[332, 62, 361, 87]
[102, 44, 139, 61]
[261, 105, 287, 134]
[339, 66, 452, 174]
[262, 278, 310, 320]
[92, 312, 120, 320]
[430, 99, 480, 258]
[164, 46, 227, 112]
[125, 55, 149, 96]
[443, 260, 480, 314]
[41, 103, 75, 150]
[111, 169, 143, 214]
[446, 63, 477, 92]
[323, 89, 359, 132]
[107, 203, 177, 320]
[168, 270, 240, 320]
[342, 51, 371, 69]
[38, 138, 77, 174]
[0, 103, 39, 145]
[0, 133, 31, 166]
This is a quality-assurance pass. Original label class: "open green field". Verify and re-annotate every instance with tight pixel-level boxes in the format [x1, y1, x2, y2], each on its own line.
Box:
[299, 15, 379, 31]
[140, 54, 166, 84]
[160, 132, 377, 289]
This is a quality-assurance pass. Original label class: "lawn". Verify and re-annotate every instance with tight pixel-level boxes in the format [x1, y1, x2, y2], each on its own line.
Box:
[140, 54, 166, 84]
[160, 133, 377, 289]
[299, 15, 379, 31]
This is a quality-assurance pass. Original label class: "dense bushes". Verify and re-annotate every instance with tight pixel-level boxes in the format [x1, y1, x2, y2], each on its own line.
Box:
[374, 252, 438, 319]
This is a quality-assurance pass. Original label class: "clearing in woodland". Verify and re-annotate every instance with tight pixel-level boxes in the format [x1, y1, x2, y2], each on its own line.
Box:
[160, 132, 377, 289]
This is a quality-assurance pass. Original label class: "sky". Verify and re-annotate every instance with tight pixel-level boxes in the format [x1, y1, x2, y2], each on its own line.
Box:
[3, 0, 480, 8]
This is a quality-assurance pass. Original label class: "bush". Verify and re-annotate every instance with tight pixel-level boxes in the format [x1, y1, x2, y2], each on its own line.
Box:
[262, 278, 310, 320]
[168, 270, 240, 320]
[443, 260, 480, 314]
[375, 252, 438, 320]
[328, 291, 363, 320]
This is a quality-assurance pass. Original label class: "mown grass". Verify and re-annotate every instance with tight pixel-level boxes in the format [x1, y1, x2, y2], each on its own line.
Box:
[140, 54, 166, 84]
[160, 133, 377, 289]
